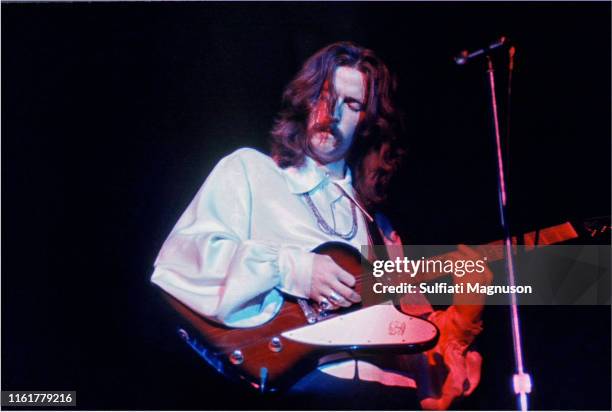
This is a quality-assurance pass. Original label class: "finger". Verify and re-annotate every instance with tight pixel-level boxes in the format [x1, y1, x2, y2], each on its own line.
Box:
[313, 289, 330, 304]
[457, 244, 481, 260]
[328, 291, 349, 308]
[317, 295, 339, 311]
[324, 288, 351, 308]
[420, 395, 452, 411]
[330, 280, 361, 303]
[334, 266, 356, 287]
[464, 351, 482, 396]
[419, 398, 440, 411]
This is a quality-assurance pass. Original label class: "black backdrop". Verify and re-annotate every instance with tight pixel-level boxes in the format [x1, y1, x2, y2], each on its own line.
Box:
[2, 2, 610, 410]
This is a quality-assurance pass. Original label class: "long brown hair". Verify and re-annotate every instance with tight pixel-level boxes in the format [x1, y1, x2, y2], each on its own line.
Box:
[270, 41, 405, 208]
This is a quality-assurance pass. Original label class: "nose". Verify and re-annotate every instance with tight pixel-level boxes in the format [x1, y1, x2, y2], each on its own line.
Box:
[332, 97, 343, 123]
[314, 95, 339, 127]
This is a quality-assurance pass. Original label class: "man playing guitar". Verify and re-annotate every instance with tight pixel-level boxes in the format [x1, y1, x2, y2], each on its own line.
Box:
[151, 42, 489, 410]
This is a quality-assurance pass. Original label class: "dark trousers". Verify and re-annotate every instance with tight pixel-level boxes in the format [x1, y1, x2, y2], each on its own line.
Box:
[282, 369, 421, 410]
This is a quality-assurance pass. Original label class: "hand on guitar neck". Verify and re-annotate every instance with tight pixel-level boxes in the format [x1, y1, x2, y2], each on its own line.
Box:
[417, 245, 493, 411]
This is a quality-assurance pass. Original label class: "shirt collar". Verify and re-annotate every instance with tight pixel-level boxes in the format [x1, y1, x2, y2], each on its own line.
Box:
[282, 156, 353, 194]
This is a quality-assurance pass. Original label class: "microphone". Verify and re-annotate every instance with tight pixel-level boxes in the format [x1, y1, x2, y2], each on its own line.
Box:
[454, 36, 510, 65]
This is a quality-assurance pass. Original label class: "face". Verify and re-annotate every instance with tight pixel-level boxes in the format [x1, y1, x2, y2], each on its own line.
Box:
[307, 66, 367, 164]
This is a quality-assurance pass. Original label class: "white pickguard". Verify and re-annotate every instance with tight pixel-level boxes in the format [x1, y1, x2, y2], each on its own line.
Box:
[281, 303, 437, 347]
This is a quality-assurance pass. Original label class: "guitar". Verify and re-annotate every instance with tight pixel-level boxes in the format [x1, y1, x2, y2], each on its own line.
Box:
[161, 241, 439, 392]
[159, 218, 609, 392]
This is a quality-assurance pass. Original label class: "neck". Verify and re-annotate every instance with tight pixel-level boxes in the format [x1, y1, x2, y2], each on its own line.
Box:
[320, 158, 346, 180]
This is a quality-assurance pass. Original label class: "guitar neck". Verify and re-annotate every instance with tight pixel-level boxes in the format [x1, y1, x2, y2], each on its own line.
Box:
[406, 221, 579, 283]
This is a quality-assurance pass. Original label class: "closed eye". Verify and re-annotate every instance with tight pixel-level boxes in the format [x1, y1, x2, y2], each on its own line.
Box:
[344, 98, 364, 112]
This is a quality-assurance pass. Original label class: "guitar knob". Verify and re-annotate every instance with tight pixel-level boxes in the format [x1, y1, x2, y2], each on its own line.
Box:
[268, 337, 283, 352]
[229, 350, 244, 365]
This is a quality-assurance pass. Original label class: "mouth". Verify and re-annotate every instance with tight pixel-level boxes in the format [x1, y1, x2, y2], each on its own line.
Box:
[314, 131, 339, 151]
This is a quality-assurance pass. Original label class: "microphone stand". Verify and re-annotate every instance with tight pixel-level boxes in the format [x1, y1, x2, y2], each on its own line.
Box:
[484, 54, 532, 411]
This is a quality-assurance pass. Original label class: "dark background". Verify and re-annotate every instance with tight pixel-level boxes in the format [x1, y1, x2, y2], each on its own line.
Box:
[2, 2, 610, 410]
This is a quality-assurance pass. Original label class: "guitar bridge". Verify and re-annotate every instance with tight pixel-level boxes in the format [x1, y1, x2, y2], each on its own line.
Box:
[297, 298, 318, 324]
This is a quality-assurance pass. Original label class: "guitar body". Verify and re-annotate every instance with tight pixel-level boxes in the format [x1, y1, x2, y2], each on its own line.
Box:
[162, 242, 439, 392]
[165, 290, 325, 391]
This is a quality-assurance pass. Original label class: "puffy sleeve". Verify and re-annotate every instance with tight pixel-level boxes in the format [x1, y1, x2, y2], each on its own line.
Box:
[151, 150, 313, 328]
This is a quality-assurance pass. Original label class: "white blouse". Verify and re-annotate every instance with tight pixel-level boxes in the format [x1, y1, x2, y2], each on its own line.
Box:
[151, 147, 371, 328]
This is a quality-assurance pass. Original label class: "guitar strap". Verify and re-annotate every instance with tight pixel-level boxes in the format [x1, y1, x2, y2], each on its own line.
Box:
[366, 213, 390, 261]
